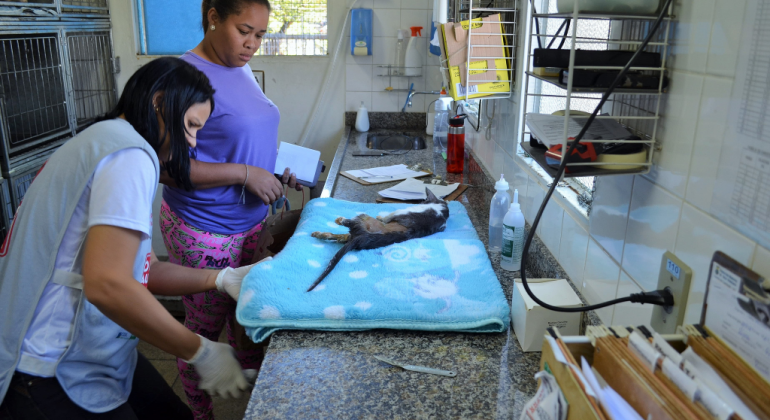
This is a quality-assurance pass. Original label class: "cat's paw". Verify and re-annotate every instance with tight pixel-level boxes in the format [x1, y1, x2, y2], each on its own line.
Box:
[335, 217, 346, 225]
[311, 231, 325, 238]
[376, 215, 385, 222]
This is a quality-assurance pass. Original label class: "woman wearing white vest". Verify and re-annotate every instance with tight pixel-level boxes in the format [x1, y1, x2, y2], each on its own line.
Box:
[0, 57, 262, 419]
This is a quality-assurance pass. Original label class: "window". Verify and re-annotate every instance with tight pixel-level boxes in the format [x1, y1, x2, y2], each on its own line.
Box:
[136, 0, 327, 56]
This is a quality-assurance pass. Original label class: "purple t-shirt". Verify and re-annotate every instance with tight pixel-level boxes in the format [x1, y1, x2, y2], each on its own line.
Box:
[163, 51, 280, 234]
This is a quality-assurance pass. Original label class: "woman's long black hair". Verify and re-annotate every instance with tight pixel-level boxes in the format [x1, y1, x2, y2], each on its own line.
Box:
[99, 57, 215, 191]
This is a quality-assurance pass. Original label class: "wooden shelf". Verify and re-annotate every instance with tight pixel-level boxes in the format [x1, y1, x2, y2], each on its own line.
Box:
[520, 142, 649, 178]
[526, 71, 663, 95]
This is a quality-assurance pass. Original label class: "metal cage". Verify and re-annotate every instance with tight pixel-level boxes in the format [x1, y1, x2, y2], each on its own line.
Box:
[0, 177, 12, 243]
[6, 154, 45, 210]
[0, 25, 117, 173]
[67, 30, 116, 130]
[0, 33, 70, 158]
[0, 0, 109, 18]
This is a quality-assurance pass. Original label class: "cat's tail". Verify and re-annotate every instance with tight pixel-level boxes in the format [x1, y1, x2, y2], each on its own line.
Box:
[306, 236, 362, 292]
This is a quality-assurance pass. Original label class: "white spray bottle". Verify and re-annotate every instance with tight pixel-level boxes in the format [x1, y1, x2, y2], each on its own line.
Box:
[501, 189, 525, 271]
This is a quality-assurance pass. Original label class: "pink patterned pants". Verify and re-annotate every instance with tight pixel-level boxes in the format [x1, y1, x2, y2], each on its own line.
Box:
[159, 201, 265, 420]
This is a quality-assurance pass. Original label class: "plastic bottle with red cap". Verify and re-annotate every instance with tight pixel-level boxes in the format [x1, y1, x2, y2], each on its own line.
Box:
[404, 26, 423, 76]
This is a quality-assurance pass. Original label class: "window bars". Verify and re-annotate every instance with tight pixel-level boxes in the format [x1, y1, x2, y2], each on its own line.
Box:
[0, 0, 109, 17]
[256, 0, 328, 56]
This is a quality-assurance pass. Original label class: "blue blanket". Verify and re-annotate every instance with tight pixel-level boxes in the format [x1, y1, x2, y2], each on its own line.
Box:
[236, 198, 510, 343]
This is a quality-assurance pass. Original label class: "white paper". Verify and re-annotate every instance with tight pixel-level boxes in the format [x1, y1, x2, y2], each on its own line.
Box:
[652, 332, 683, 367]
[345, 164, 430, 184]
[711, 0, 770, 249]
[581, 356, 643, 420]
[627, 331, 661, 372]
[525, 113, 634, 147]
[661, 358, 698, 401]
[378, 177, 460, 200]
[273, 142, 321, 183]
[681, 347, 759, 420]
[519, 371, 568, 420]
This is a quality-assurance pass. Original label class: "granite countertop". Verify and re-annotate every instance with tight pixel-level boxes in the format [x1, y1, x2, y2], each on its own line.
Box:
[244, 125, 598, 420]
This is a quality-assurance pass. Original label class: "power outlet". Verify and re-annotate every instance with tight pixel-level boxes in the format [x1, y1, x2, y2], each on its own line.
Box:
[650, 251, 692, 334]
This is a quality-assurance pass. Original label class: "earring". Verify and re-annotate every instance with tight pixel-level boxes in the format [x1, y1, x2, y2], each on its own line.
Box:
[154, 107, 160, 112]
[210, 25, 215, 31]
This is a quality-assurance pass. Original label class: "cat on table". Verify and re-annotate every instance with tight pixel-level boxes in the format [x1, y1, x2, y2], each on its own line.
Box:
[308, 188, 449, 292]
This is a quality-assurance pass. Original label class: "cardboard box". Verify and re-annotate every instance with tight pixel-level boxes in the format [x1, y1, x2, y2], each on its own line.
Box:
[511, 279, 583, 352]
[439, 14, 510, 101]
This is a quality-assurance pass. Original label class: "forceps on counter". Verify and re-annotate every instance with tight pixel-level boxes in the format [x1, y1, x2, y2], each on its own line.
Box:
[374, 355, 457, 377]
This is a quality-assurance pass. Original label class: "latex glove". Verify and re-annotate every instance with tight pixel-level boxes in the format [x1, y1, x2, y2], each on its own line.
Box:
[215, 257, 272, 300]
[185, 335, 248, 398]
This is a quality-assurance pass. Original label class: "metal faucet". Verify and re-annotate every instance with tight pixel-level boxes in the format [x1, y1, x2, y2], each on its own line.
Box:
[402, 90, 442, 112]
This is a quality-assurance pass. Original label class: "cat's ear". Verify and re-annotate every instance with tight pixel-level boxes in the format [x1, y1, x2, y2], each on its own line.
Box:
[425, 188, 438, 201]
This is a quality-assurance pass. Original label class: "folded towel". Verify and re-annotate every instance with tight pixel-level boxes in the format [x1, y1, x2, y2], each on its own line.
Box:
[236, 198, 510, 343]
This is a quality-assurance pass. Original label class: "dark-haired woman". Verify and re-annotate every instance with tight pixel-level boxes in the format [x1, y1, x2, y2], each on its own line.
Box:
[0, 57, 261, 420]
[158, 1, 292, 418]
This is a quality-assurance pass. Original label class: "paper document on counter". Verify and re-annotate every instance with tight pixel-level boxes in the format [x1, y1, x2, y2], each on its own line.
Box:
[525, 113, 634, 147]
[378, 177, 459, 200]
[274, 142, 321, 182]
[345, 164, 430, 184]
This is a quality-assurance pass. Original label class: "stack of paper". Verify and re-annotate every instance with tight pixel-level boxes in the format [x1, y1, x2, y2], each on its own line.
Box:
[378, 177, 460, 201]
[344, 164, 430, 184]
[273, 142, 321, 184]
[525, 113, 634, 147]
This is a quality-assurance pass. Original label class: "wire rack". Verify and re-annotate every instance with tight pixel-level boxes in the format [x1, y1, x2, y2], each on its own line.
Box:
[0, 177, 12, 243]
[61, 0, 109, 15]
[7, 154, 46, 209]
[67, 30, 116, 130]
[0, 34, 70, 156]
[440, 0, 517, 101]
[520, 0, 674, 178]
[0, 0, 109, 17]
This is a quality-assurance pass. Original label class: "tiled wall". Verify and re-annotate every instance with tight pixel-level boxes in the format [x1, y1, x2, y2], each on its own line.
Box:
[468, 0, 769, 327]
[345, 0, 444, 113]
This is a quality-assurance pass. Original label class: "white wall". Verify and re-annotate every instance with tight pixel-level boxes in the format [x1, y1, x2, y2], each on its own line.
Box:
[345, 0, 444, 114]
[470, 0, 769, 327]
[109, 0, 351, 256]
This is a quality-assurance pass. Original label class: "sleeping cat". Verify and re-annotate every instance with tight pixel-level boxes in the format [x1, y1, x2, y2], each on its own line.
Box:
[308, 188, 450, 292]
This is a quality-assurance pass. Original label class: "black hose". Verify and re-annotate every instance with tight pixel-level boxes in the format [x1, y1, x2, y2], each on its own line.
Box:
[518, 0, 673, 313]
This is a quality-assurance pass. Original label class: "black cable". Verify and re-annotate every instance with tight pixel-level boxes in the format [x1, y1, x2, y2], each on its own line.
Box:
[546, 19, 567, 49]
[518, 0, 674, 313]
[557, 20, 570, 50]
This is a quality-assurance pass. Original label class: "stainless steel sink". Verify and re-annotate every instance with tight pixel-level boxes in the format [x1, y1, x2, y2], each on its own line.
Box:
[366, 134, 426, 151]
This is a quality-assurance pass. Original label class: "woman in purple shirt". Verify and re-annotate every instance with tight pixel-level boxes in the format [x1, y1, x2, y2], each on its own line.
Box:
[158, 1, 294, 418]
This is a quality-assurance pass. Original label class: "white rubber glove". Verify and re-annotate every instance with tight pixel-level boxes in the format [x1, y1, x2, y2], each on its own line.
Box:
[215, 257, 272, 300]
[185, 335, 248, 399]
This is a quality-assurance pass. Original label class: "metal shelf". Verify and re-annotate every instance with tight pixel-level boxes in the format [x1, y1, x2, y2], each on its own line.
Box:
[521, 0, 673, 177]
[521, 142, 650, 178]
[525, 71, 664, 95]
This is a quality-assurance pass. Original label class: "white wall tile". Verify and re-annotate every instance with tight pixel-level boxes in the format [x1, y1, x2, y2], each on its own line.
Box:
[612, 271, 653, 327]
[372, 0, 400, 9]
[539, 198, 564, 258]
[401, 0, 430, 9]
[582, 239, 621, 324]
[493, 142, 505, 179]
[511, 159, 530, 200]
[345, 92, 372, 112]
[621, 176, 683, 291]
[674, 203, 756, 323]
[589, 175, 634, 263]
[559, 211, 590, 286]
[752, 246, 770, 281]
[523, 176, 545, 224]
[424, 65, 444, 92]
[401, 10, 430, 36]
[345, 64, 373, 91]
[372, 91, 402, 111]
[706, 0, 747, 77]
[685, 76, 732, 212]
[645, 71, 703, 198]
[373, 9, 401, 37]
[669, 0, 715, 73]
[400, 91, 424, 112]
[372, 36, 397, 65]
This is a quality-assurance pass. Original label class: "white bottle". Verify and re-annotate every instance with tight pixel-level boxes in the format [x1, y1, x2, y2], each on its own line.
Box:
[394, 30, 406, 76]
[488, 174, 510, 253]
[404, 26, 423, 76]
[433, 88, 449, 148]
[355, 101, 369, 132]
[501, 189, 525, 271]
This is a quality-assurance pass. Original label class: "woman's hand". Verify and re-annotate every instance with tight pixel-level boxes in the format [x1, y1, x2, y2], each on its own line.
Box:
[245, 166, 284, 204]
[280, 167, 304, 192]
